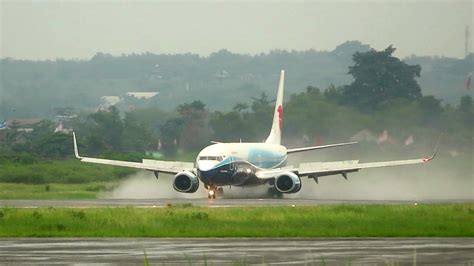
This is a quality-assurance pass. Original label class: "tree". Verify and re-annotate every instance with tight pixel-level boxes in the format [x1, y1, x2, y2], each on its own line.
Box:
[32, 133, 72, 158]
[459, 95, 472, 113]
[232, 103, 249, 113]
[160, 118, 183, 155]
[332, 40, 371, 58]
[418, 96, 443, 117]
[53, 107, 75, 117]
[323, 84, 344, 103]
[210, 111, 256, 142]
[250, 92, 272, 108]
[122, 112, 153, 151]
[87, 106, 123, 150]
[458, 95, 474, 127]
[177, 101, 210, 151]
[342, 46, 422, 112]
[248, 93, 274, 141]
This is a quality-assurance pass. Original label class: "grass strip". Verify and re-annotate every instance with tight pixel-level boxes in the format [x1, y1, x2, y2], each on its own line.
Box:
[0, 204, 472, 237]
[0, 182, 117, 199]
[0, 159, 135, 184]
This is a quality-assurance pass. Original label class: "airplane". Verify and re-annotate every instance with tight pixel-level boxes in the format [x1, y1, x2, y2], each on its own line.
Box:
[72, 70, 439, 199]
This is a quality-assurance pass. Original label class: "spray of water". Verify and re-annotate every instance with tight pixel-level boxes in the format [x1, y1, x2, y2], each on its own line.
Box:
[105, 141, 472, 200]
[287, 142, 473, 201]
[105, 172, 206, 199]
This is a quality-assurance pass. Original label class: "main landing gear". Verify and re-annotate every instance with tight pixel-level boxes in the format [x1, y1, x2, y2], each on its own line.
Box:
[267, 187, 283, 199]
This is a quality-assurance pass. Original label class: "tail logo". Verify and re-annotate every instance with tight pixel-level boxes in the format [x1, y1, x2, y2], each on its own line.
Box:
[277, 105, 283, 129]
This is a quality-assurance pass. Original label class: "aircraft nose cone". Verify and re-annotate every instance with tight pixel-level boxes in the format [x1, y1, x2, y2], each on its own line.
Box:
[197, 161, 217, 171]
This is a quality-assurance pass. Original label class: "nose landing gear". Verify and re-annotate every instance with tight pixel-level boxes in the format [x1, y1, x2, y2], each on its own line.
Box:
[208, 188, 216, 199]
[207, 186, 223, 199]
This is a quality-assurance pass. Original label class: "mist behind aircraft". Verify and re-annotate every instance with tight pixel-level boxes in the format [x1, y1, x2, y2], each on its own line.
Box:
[1, 1, 472, 60]
[0, 1, 471, 201]
[107, 141, 472, 201]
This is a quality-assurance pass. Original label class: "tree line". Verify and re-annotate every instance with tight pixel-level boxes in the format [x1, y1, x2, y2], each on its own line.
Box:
[1, 46, 472, 160]
[1, 41, 472, 119]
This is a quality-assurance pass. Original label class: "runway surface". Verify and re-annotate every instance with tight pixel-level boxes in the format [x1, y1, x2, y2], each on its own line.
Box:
[1, 238, 473, 264]
[1, 198, 470, 208]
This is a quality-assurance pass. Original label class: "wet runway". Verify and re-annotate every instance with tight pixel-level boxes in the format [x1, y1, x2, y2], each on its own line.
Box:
[1, 200, 472, 264]
[0, 238, 472, 264]
[1, 198, 470, 208]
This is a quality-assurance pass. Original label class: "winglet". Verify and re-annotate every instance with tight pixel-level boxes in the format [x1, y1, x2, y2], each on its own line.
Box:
[422, 133, 442, 162]
[72, 132, 83, 159]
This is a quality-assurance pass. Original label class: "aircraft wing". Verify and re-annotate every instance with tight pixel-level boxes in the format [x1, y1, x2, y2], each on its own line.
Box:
[73, 133, 194, 175]
[297, 156, 435, 179]
[287, 141, 358, 153]
[256, 137, 440, 181]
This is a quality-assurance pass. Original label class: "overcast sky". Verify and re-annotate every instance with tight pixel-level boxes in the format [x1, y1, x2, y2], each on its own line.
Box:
[0, 0, 472, 60]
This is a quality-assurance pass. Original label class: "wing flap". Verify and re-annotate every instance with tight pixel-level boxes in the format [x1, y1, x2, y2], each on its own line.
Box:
[80, 157, 194, 174]
[298, 160, 359, 175]
[298, 158, 431, 176]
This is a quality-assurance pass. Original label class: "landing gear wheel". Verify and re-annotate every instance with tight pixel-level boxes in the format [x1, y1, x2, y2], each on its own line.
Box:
[217, 187, 224, 197]
[208, 187, 217, 199]
[268, 187, 283, 199]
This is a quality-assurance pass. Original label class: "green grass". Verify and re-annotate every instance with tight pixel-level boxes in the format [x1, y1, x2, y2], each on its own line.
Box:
[0, 159, 136, 184]
[161, 150, 198, 162]
[0, 182, 117, 199]
[0, 204, 472, 237]
[0, 151, 198, 185]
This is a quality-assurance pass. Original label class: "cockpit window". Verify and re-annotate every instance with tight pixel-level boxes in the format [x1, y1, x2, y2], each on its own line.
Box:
[199, 156, 224, 161]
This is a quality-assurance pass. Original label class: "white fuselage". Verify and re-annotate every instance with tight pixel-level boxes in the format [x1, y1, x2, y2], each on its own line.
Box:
[196, 143, 287, 187]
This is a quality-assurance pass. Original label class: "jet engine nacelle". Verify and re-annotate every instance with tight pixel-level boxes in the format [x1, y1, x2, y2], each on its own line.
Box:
[274, 172, 301, 193]
[173, 171, 199, 193]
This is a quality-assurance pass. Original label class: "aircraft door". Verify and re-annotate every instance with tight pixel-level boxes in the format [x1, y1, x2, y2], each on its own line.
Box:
[229, 156, 235, 171]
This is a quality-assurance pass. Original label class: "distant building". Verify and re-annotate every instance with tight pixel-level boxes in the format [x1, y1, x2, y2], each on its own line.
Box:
[214, 70, 229, 78]
[350, 129, 377, 142]
[97, 92, 159, 112]
[125, 92, 159, 99]
[97, 96, 122, 112]
[1, 118, 43, 144]
[6, 118, 43, 129]
[100, 96, 122, 106]
[54, 120, 72, 134]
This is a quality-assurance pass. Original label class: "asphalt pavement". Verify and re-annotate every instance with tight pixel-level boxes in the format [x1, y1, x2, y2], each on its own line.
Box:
[0, 238, 472, 265]
[1, 198, 470, 208]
